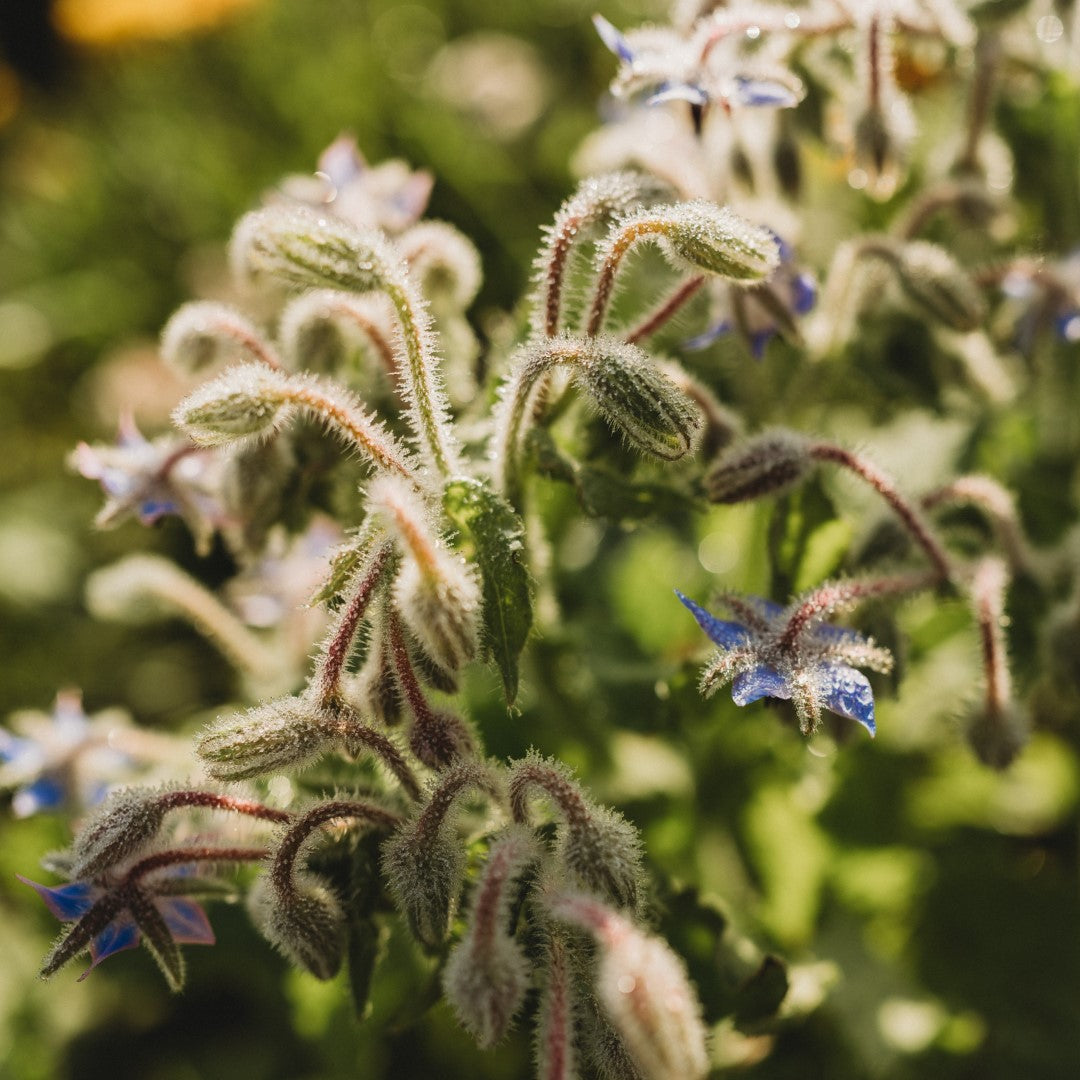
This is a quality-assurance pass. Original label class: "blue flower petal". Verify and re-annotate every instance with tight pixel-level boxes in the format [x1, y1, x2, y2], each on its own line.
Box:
[749, 328, 776, 360]
[746, 596, 785, 621]
[648, 83, 710, 107]
[158, 898, 215, 946]
[84, 916, 141, 975]
[683, 319, 732, 351]
[1055, 311, 1080, 342]
[821, 664, 876, 735]
[0, 729, 37, 765]
[12, 775, 67, 817]
[791, 272, 817, 315]
[732, 665, 791, 705]
[592, 14, 635, 63]
[137, 499, 179, 524]
[730, 75, 801, 108]
[676, 591, 750, 649]
[18, 876, 98, 921]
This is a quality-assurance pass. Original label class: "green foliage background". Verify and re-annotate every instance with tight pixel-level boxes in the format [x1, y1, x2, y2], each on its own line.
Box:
[0, 2, 1078, 1078]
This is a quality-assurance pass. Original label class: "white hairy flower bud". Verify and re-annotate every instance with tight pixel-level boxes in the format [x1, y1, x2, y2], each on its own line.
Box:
[547, 892, 709, 1080]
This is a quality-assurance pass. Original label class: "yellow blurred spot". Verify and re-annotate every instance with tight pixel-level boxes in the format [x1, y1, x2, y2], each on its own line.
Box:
[54, 0, 263, 45]
[0, 64, 20, 129]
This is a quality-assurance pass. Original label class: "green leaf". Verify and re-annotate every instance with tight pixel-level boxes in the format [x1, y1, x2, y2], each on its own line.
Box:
[442, 477, 532, 704]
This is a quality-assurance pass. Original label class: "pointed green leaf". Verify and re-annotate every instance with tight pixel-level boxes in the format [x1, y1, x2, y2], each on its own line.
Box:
[442, 478, 532, 704]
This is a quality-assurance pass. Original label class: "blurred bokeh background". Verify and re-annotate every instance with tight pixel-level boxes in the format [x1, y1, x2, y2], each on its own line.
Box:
[0, 1, 1077, 1078]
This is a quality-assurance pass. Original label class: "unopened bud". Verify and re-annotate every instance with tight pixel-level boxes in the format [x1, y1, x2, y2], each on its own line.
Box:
[510, 753, 644, 910]
[382, 759, 503, 949]
[252, 873, 346, 980]
[408, 707, 476, 771]
[393, 555, 481, 673]
[443, 826, 540, 1047]
[579, 338, 703, 462]
[71, 786, 171, 877]
[547, 892, 709, 1080]
[703, 429, 812, 503]
[893, 242, 986, 332]
[160, 302, 278, 374]
[966, 701, 1029, 770]
[231, 206, 393, 294]
[173, 364, 288, 446]
[652, 201, 780, 282]
[197, 695, 336, 780]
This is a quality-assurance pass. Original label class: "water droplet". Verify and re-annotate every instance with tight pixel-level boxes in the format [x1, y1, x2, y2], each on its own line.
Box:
[784, 12, 801, 28]
[1036, 14, 1063, 43]
[746, 25, 761, 40]
[618, 975, 637, 994]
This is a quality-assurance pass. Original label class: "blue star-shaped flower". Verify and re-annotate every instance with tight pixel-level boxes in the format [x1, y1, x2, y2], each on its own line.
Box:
[677, 590, 893, 735]
[592, 14, 803, 116]
[19, 869, 214, 983]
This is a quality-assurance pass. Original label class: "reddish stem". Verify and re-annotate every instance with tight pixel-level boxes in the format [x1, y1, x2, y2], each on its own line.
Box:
[808, 442, 953, 581]
[624, 276, 706, 344]
[126, 846, 271, 885]
[314, 540, 394, 705]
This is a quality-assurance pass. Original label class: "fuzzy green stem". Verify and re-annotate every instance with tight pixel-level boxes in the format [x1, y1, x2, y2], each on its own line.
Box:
[384, 279, 459, 476]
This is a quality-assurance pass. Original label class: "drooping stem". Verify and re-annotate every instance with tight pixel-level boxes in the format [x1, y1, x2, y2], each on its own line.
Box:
[779, 571, 939, 651]
[126, 846, 271, 885]
[312, 539, 395, 706]
[537, 933, 576, 1080]
[808, 442, 954, 580]
[276, 380, 419, 481]
[153, 790, 292, 826]
[921, 475, 1039, 577]
[271, 800, 401, 904]
[971, 557, 1011, 720]
[588, 218, 673, 335]
[492, 341, 583, 503]
[624, 275, 706, 344]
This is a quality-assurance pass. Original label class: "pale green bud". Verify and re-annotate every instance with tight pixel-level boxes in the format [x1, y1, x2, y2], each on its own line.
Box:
[382, 760, 503, 949]
[393, 555, 481, 673]
[70, 786, 172, 877]
[893, 241, 987, 332]
[579, 338, 703, 462]
[660, 201, 780, 281]
[231, 206, 393, 294]
[510, 753, 644, 911]
[173, 364, 289, 446]
[397, 221, 483, 310]
[197, 695, 337, 780]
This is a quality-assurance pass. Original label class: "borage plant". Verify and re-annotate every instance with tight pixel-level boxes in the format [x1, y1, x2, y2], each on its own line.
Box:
[7, 1, 1078, 1077]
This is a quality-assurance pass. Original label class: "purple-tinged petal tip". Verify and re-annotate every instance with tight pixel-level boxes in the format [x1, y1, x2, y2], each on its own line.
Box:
[592, 14, 635, 63]
[17, 876, 97, 921]
[676, 590, 751, 649]
[158, 898, 216, 947]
